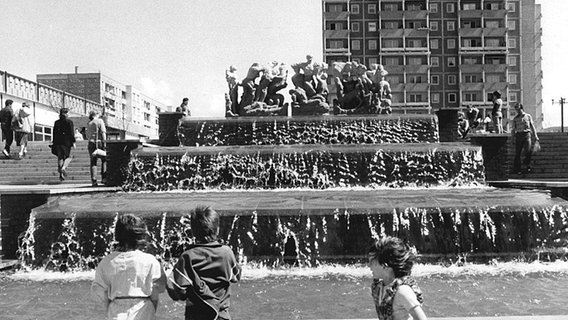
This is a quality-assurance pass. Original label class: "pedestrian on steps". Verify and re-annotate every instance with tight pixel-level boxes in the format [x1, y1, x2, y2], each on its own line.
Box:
[52, 108, 76, 181]
[13, 102, 32, 159]
[0, 99, 14, 158]
[86, 110, 107, 186]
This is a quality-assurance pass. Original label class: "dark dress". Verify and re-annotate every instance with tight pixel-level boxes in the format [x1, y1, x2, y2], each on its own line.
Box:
[53, 117, 76, 160]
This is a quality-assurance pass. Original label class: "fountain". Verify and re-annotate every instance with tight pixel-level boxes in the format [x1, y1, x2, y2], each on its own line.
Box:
[15, 60, 568, 272]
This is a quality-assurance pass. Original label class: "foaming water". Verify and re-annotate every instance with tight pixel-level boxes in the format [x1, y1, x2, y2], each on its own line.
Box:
[7, 261, 568, 282]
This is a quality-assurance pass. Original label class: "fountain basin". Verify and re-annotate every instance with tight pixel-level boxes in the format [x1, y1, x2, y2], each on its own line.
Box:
[22, 188, 568, 270]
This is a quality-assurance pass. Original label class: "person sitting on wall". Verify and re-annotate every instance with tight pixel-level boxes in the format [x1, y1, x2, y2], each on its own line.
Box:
[457, 111, 469, 139]
[463, 104, 480, 137]
[176, 97, 191, 116]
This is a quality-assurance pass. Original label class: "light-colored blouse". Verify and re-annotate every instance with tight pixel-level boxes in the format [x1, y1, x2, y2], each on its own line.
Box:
[91, 250, 166, 320]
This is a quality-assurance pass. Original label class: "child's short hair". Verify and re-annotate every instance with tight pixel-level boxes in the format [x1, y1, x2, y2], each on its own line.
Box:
[190, 206, 220, 242]
[115, 214, 148, 249]
[369, 237, 414, 278]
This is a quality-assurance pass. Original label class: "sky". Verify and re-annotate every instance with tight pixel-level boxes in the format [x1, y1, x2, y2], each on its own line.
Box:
[0, 0, 565, 127]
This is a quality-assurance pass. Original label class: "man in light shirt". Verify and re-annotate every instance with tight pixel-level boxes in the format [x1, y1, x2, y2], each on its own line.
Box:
[511, 103, 539, 175]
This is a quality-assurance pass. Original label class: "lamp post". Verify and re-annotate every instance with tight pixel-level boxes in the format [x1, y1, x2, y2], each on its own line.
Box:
[552, 98, 565, 133]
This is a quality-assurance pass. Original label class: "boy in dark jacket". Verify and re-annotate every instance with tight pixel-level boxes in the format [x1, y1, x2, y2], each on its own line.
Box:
[167, 206, 241, 320]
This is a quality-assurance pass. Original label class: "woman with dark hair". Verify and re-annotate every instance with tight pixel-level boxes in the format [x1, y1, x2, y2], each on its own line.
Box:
[369, 236, 427, 320]
[52, 108, 76, 181]
[91, 214, 166, 320]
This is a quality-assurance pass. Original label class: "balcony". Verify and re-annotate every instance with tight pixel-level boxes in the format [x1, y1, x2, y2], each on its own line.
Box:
[324, 11, 349, 20]
[381, 47, 405, 53]
[379, 11, 404, 19]
[459, 64, 483, 73]
[483, 9, 507, 19]
[458, 10, 483, 18]
[324, 29, 350, 38]
[405, 46, 429, 52]
[405, 83, 429, 92]
[405, 65, 430, 73]
[484, 82, 508, 92]
[483, 27, 507, 37]
[460, 83, 484, 91]
[384, 66, 405, 74]
[404, 10, 428, 20]
[404, 29, 429, 37]
[324, 47, 350, 54]
[483, 64, 507, 73]
[459, 28, 483, 37]
[380, 29, 404, 38]
[459, 46, 484, 53]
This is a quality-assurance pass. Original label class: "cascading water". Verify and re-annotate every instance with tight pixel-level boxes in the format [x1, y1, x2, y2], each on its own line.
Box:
[15, 114, 568, 270]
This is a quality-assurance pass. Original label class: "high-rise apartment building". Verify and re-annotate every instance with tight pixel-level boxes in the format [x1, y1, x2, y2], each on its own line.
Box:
[322, 0, 542, 129]
[37, 71, 168, 138]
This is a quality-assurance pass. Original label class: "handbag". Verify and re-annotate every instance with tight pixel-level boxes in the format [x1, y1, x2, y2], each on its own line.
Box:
[92, 124, 107, 158]
[532, 140, 541, 153]
[49, 144, 57, 156]
[11, 114, 23, 130]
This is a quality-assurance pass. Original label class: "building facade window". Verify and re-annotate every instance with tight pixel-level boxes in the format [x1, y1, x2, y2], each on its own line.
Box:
[34, 124, 52, 142]
[368, 4, 377, 14]
[384, 57, 401, 65]
[507, 20, 516, 30]
[431, 75, 439, 84]
[407, 57, 423, 65]
[509, 92, 518, 102]
[463, 92, 478, 101]
[368, 22, 377, 32]
[448, 93, 457, 103]
[447, 39, 456, 49]
[429, 3, 438, 13]
[508, 56, 517, 66]
[432, 93, 440, 103]
[508, 74, 518, 84]
[430, 21, 438, 31]
[368, 40, 377, 50]
[351, 4, 359, 14]
[352, 40, 360, 50]
[508, 38, 516, 48]
[351, 22, 360, 32]
[448, 75, 456, 84]
[446, 3, 455, 13]
[431, 57, 440, 66]
[408, 94, 424, 102]
[368, 57, 378, 66]
[447, 21, 455, 31]
[430, 39, 439, 49]
[506, 3, 516, 11]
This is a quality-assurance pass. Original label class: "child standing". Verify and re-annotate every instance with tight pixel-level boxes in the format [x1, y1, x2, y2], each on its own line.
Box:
[91, 214, 166, 320]
[167, 206, 241, 320]
[369, 236, 427, 320]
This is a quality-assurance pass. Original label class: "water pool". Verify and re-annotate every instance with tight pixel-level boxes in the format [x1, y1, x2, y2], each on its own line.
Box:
[1, 262, 568, 320]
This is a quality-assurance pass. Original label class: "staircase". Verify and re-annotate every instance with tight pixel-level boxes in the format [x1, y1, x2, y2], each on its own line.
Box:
[0, 141, 100, 185]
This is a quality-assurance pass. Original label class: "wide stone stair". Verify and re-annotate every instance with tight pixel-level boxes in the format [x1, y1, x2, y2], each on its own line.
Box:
[0, 140, 95, 185]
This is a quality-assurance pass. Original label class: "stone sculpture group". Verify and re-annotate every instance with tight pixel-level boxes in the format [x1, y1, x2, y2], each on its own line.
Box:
[225, 55, 393, 117]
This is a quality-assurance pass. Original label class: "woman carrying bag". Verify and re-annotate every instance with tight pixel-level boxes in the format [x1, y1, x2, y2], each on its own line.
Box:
[86, 110, 107, 186]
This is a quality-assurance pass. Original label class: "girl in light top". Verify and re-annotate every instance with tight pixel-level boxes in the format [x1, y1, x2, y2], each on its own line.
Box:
[91, 214, 166, 320]
[369, 237, 427, 320]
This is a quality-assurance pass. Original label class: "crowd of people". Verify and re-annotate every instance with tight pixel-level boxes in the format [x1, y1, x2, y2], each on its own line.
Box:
[0, 100, 107, 185]
[90, 207, 425, 320]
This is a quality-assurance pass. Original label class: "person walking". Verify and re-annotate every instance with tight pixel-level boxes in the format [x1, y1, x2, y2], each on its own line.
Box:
[13, 101, 32, 159]
[0, 99, 14, 158]
[52, 108, 76, 181]
[86, 110, 107, 186]
[511, 103, 539, 175]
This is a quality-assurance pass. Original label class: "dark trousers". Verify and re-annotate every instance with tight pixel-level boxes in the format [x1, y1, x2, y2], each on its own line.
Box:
[1, 125, 13, 152]
[513, 132, 532, 172]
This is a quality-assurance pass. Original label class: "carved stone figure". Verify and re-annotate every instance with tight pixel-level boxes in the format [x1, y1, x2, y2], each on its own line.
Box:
[289, 55, 331, 115]
[329, 62, 392, 115]
[227, 62, 288, 117]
